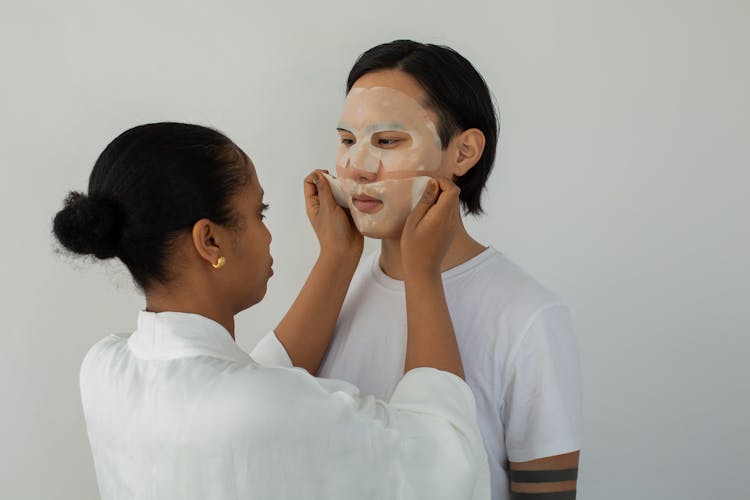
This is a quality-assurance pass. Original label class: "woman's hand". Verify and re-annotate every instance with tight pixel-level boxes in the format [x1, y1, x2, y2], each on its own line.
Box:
[276, 171, 364, 374]
[304, 169, 364, 261]
[400, 178, 461, 279]
[401, 177, 464, 379]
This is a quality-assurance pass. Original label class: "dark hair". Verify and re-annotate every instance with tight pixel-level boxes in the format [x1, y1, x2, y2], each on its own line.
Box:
[347, 40, 499, 215]
[53, 122, 250, 291]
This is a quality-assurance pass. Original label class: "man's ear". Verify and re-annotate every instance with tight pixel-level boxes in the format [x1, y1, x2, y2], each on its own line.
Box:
[191, 219, 223, 267]
[451, 128, 486, 177]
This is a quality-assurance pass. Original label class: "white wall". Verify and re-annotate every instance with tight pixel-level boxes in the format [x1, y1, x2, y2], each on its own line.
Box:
[1, 1, 747, 498]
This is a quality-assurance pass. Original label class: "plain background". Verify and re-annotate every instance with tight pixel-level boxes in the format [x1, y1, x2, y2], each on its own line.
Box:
[1, 1, 748, 499]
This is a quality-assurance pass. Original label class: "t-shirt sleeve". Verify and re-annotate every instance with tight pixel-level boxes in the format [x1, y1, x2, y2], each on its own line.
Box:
[249, 331, 293, 368]
[501, 304, 583, 463]
[262, 366, 490, 499]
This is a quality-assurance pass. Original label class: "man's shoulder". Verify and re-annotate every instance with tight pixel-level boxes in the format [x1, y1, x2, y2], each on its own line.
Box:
[448, 248, 563, 312]
[439, 249, 573, 364]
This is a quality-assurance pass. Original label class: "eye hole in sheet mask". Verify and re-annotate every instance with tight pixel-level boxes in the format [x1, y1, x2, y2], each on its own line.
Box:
[332, 87, 444, 238]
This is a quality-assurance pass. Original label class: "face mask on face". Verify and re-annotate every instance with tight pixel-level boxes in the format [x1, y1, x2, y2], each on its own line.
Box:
[323, 173, 431, 239]
[331, 86, 443, 237]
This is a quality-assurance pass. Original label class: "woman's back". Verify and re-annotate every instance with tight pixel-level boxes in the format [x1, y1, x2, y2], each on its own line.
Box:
[81, 311, 488, 500]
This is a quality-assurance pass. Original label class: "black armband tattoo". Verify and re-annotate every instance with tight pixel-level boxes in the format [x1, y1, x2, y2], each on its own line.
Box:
[509, 468, 578, 499]
[510, 491, 577, 500]
[509, 468, 578, 483]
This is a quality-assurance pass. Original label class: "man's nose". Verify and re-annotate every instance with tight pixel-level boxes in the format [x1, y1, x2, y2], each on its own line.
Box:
[342, 144, 381, 181]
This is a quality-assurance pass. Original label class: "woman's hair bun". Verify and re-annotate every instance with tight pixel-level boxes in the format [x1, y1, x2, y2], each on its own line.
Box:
[53, 191, 124, 259]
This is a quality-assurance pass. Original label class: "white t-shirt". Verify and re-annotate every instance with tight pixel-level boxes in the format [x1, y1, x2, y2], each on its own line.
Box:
[80, 311, 490, 499]
[318, 248, 583, 500]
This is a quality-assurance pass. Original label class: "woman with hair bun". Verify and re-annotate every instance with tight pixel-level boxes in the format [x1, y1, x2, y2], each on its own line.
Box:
[53, 122, 489, 500]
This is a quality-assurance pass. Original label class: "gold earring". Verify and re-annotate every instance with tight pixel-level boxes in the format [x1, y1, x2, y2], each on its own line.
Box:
[212, 256, 226, 269]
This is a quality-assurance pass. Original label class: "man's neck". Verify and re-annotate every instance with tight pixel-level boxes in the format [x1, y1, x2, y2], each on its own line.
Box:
[379, 224, 487, 281]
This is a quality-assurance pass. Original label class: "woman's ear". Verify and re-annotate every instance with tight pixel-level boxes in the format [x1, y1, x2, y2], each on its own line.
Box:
[451, 128, 486, 177]
[191, 219, 223, 267]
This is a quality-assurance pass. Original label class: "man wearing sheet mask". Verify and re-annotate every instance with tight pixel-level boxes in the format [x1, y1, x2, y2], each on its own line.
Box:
[320, 41, 582, 500]
[325, 85, 444, 237]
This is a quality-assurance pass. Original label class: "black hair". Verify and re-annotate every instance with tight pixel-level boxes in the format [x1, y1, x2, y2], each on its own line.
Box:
[346, 40, 499, 215]
[53, 122, 250, 291]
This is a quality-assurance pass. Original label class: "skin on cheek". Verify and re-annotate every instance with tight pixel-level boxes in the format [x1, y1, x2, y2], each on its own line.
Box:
[380, 148, 437, 174]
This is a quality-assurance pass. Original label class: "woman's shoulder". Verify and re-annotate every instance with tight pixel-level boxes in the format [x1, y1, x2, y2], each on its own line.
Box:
[81, 333, 131, 370]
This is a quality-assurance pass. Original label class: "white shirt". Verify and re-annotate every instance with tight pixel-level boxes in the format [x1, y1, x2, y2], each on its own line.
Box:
[80, 311, 490, 500]
[318, 248, 583, 500]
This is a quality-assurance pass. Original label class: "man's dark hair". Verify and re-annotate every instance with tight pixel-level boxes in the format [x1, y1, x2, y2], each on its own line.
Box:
[347, 40, 499, 215]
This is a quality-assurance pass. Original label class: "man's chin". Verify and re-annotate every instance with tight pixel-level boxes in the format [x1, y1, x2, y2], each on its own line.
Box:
[357, 221, 405, 240]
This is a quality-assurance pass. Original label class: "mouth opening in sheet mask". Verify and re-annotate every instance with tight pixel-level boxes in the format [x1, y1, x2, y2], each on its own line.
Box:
[329, 86, 444, 238]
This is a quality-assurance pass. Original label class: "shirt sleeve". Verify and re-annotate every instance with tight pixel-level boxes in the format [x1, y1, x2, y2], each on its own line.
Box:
[244, 366, 490, 500]
[502, 304, 583, 463]
[387, 368, 492, 499]
[249, 331, 293, 368]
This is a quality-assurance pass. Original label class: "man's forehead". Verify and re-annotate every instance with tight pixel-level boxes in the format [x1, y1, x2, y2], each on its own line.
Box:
[342, 87, 428, 114]
[339, 86, 435, 130]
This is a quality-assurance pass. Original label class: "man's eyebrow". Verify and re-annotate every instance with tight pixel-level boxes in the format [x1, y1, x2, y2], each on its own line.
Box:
[363, 122, 407, 134]
[337, 122, 409, 135]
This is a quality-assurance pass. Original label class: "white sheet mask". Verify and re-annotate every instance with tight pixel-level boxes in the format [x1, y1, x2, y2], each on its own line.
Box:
[336, 87, 443, 175]
[323, 173, 431, 238]
[331, 86, 443, 237]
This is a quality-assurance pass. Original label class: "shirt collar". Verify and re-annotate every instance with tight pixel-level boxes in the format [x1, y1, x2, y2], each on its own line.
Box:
[128, 311, 253, 365]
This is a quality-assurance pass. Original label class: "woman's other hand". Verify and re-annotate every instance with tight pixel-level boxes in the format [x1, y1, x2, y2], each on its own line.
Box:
[304, 169, 364, 260]
[401, 178, 461, 279]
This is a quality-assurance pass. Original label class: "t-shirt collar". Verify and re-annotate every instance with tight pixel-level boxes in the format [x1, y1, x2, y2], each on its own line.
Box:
[370, 246, 498, 291]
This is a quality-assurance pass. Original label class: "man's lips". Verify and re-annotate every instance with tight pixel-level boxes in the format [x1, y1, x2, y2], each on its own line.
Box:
[352, 194, 383, 213]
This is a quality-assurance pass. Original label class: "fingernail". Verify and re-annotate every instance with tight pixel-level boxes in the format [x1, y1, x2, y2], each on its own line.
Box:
[313, 173, 320, 183]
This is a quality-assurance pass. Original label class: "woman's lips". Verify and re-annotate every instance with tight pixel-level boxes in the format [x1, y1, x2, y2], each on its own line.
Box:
[352, 194, 383, 213]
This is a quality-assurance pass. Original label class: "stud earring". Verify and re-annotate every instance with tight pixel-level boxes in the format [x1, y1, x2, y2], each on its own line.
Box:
[212, 256, 226, 269]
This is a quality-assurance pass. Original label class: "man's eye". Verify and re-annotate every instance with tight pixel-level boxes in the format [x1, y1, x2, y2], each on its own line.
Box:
[378, 138, 400, 146]
[260, 203, 269, 220]
[340, 138, 355, 146]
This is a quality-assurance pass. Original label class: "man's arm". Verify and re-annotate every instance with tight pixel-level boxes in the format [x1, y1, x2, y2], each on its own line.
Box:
[505, 304, 583, 499]
[509, 451, 579, 499]
[274, 171, 363, 374]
